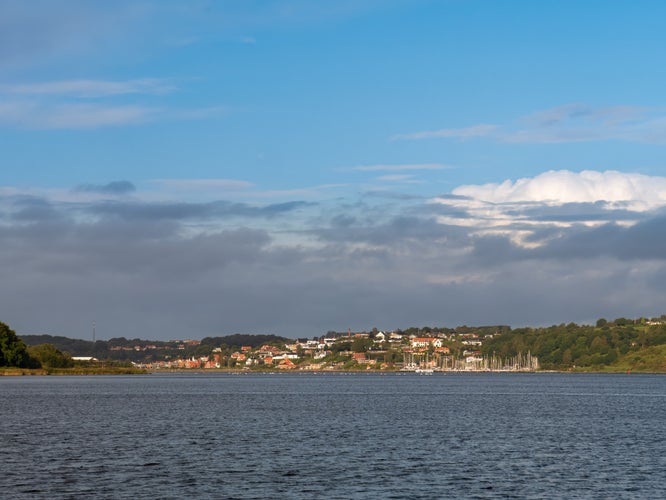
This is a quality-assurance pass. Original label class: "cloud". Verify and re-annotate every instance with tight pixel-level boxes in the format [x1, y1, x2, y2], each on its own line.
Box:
[0, 78, 223, 129]
[501, 104, 666, 144]
[530, 216, 666, 261]
[397, 104, 666, 144]
[376, 174, 421, 183]
[523, 103, 644, 128]
[349, 163, 453, 172]
[392, 125, 497, 141]
[451, 170, 666, 211]
[148, 179, 348, 204]
[9, 197, 64, 223]
[0, 79, 177, 98]
[0, 0, 119, 67]
[75, 181, 137, 195]
[87, 199, 314, 223]
[0, 102, 157, 129]
[0, 1, 194, 78]
[346, 164, 452, 189]
[151, 179, 254, 191]
[431, 170, 666, 249]
[6, 171, 666, 340]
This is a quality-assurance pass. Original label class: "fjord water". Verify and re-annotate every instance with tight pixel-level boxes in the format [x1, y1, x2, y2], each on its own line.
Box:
[1, 373, 664, 499]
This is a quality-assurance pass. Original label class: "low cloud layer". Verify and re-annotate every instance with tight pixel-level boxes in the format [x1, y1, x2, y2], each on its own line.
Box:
[3, 170, 666, 340]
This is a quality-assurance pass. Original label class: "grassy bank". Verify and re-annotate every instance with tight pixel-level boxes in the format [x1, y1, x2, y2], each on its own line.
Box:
[0, 367, 48, 376]
[0, 366, 148, 376]
[606, 344, 666, 373]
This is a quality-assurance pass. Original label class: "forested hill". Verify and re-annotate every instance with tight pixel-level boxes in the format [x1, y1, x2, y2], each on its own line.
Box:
[481, 317, 666, 371]
[21, 334, 99, 357]
[19, 333, 292, 363]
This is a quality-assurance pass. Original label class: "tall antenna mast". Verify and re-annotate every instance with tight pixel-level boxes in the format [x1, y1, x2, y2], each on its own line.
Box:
[92, 321, 96, 343]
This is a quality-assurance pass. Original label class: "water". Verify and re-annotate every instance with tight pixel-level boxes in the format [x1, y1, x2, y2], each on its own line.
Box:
[1, 373, 664, 499]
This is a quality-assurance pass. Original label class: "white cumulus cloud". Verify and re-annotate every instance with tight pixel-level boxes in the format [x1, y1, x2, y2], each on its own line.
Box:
[432, 170, 666, 248]
[452, 170, 666, 211]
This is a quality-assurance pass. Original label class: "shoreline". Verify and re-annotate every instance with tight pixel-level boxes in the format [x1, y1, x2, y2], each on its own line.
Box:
[1, 367, 658, 376]
[0, 367, 147, 376]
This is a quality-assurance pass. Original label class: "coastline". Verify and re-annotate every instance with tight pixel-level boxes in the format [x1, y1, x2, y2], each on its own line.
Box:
[2, 366, 661, 376]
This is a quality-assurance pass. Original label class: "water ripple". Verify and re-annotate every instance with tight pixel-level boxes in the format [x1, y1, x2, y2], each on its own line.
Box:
[0, 373, 664, 499]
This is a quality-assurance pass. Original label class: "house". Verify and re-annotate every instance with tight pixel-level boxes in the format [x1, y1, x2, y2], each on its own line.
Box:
[231, 352, 246, 361]
[257, 345, 283, 359]
[278, 358, 296, 369]
[411, 337, 443, 349]
[272, 353, 299, 361]
[181, 358, 200, 369]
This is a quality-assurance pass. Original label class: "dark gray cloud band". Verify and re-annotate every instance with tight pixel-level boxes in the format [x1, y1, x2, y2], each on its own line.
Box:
[3, 179, 666, 340]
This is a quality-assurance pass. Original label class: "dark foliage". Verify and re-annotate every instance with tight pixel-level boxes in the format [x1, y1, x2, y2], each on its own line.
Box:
[0, 322, 33, 368]
[482, 319, 666, 369]
[200, 334, 291, 349]
[20, 332, 291, 363]
[27, 344, 74, 368]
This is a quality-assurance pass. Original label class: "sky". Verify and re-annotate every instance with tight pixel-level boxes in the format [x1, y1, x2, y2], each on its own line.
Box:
[3, 0, 666, 340]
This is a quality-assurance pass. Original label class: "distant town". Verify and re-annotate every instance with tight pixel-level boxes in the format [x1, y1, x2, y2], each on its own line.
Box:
[136, 329, 538, 373]
[18, 325, 541, 372]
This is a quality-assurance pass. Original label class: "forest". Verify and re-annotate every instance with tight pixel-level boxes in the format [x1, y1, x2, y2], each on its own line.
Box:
[481, 317, 666, 371]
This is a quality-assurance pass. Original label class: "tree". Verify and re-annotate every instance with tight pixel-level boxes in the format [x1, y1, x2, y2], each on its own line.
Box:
[351, 337, 373, 353]
[27, 344, 73, 368]
[0, 321, 32, 368]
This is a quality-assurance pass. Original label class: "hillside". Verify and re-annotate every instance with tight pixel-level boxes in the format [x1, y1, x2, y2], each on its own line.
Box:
[482, 317, 666, 372]
[14, 317, 666, 372]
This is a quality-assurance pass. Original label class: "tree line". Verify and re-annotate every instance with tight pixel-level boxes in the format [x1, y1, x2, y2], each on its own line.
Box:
[0, 322, 72, 369]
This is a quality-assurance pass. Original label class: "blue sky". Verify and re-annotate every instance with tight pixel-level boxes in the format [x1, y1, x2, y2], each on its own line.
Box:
[3, 0, 666, 340]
